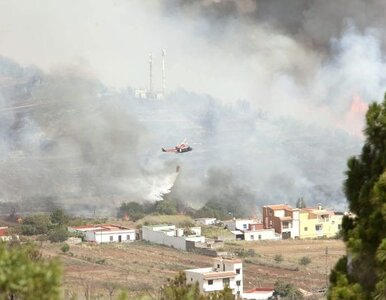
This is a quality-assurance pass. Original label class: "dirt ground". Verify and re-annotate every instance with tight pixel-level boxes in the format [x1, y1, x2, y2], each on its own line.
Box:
[224, 239, 345, 292]
[40, 239, 345, 299]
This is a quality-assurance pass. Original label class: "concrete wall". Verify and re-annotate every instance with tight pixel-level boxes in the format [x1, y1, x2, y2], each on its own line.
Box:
[142, 227, 189, 250]
[223, 220, 236, 231]
[191, 247, 219, 257]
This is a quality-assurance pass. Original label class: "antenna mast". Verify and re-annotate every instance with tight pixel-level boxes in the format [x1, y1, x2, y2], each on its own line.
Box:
[162, 49, 166, 96]
[149, 53, 153, 96]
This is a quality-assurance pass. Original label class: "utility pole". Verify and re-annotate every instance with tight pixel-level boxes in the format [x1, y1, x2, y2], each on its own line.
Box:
[162, 49, 166, 97]
[149, 53, 153, 97]
[325, 246, 329, 287]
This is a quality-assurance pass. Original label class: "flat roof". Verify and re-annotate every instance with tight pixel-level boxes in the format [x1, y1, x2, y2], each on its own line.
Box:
[69, 224, 134, 232]
[230, 230, 243, 235]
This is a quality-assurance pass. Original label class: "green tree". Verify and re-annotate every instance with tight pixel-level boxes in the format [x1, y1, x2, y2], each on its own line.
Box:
[61, 243, 70, 253]
[155, 199, 178, 215]
[295, 197, 306, 209]
[274, 254, 283, 263]
[48, 227, 69, 243]
[269, 280, 304, 300]
[50, 208, 69, 226]
[0, 242, 62, 300]
[328, 94, 386, 299]
[21, 213, 52, 235]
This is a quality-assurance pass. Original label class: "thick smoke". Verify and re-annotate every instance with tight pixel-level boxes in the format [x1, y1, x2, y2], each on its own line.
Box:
[0, 59, 178, 214]
[1, 1, 386, 215]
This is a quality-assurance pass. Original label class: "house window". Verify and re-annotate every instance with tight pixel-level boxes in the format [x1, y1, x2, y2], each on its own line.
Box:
[223, 278, 230, 286]
[315, 225, 322, 231]
[258, 235, 262, 240]
[250, 235, 254, 240]
[208, 280, 213, 285]
[331, 220, 335, 224]
[236, 280, 241, 286]
[304, 227, 308, 231]
[109, 236, 113, 241]
[236, 268, 240, 274]
[243, 224, 247, 229]
[217, 264, 220, 269]
[126, 235, 131, 240]
[338, 224, 342, 230]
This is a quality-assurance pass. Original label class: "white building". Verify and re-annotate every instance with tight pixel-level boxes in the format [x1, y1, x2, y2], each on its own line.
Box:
[195, 218, 217, 225]
[185, 257, 243, 297]
[223, 219, 256, 231]
[242, 288, 274, 300]
[142, 224, 205, 251]
[68, 224, 136, 244]
[224, 219, 280, 241]
[243, 228, 280, 241]
[185, 258, 274, 300]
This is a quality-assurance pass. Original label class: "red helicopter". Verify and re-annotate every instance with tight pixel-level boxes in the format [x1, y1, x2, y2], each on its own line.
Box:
[162, 139, 192, 153]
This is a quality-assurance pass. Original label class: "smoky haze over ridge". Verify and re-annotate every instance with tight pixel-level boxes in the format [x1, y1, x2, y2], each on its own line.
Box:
[0, 0, 386, 214]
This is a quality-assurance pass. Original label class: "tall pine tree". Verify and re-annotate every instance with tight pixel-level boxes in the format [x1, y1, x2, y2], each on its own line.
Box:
[328, 94, 386, 299]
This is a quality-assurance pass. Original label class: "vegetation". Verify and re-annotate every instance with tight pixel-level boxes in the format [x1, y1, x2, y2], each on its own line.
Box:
[118, 199, 182, 221]
[48, 227, 69, 243]
[50, 208, 70, 226]
[269, 280, 304, 300]
[201, 225, 234, 239]
[233, 248, 257, 258]
[0, 242, 62, 300]
[328, 94, 386, 299]
[21, 213, 51, 235]
[299, 256, 311, 266]
[274, 254, 284, 263]
[194, 198, 252, 220]
[136, 214, 194, 227]
[61, 243, 70, 253]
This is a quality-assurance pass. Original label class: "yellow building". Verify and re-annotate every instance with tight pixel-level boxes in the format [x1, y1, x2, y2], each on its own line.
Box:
[299, 206, 343, 239]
